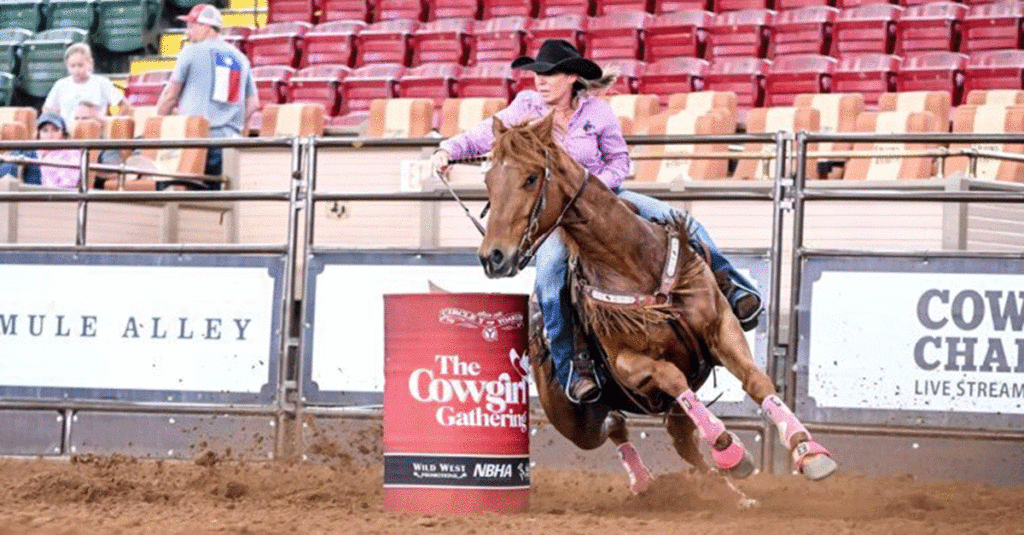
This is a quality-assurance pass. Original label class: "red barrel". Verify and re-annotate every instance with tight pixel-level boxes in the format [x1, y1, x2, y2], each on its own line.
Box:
[383, 293, 530, 514]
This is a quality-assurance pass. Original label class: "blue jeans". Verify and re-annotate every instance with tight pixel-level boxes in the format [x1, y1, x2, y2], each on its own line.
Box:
[535, 189, 761, 390]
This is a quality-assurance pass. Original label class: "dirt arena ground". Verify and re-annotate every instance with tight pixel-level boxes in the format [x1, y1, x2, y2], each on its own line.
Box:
[1, 446, 1023, 535]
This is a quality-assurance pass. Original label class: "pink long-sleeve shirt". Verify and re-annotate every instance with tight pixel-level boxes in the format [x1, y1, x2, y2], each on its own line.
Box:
[39, 149, 82, 189]
[438, 90, 631, 189]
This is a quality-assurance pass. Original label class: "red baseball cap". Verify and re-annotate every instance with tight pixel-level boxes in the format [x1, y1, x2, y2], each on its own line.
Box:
[177, 4, 222, 28]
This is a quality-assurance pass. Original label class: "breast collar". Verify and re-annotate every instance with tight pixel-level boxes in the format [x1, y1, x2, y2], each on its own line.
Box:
[581, 226, 682, 308]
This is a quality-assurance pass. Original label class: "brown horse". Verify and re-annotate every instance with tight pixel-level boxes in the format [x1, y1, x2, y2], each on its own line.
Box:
[477, 114, 837, 495]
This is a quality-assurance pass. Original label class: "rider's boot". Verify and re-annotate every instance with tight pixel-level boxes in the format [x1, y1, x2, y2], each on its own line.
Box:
[715, 270, 763, 332]
[569, 351, 601, 403]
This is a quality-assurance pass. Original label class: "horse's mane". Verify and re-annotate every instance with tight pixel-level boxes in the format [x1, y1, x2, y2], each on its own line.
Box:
[491, 118, 580, 181]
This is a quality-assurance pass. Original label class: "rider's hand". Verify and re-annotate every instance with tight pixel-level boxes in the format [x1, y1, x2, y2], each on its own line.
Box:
[430, 149, 451, 177]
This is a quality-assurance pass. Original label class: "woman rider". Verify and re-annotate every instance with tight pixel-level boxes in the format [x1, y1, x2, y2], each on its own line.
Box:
[431, 39, 762, 403]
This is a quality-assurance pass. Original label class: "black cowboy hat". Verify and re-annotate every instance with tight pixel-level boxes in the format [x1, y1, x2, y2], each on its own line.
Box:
[511, 39, 603, 80]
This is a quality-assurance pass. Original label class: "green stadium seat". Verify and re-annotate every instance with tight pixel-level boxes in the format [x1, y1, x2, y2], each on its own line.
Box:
[0, 72, 14, 105]
[18, 27, 87, 98]
[0, 27, 32, 76]
[95, 0, 154, 52]
[43, 0, 95, 31]
[0, 0, 44, 31]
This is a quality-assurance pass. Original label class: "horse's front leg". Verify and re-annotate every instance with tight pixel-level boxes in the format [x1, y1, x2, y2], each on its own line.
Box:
[708, 292, 838, 481]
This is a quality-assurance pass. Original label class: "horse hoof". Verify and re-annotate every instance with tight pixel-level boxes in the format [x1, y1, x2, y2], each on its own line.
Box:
[794, 440, 838, 481]
[725, 451, 756, 480]
[711, 433, 755, 480]
[629, 468, 653, 495]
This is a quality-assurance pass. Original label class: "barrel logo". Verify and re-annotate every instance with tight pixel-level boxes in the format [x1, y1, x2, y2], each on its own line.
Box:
[438, 308, 524, 342]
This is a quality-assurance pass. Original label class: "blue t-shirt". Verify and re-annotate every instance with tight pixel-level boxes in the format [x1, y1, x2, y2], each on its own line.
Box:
[171, 37, 257, 137]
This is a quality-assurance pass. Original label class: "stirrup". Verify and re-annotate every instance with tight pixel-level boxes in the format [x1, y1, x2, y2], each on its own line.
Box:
[566, 354, 601, 403]
[734, 293, 763, 332]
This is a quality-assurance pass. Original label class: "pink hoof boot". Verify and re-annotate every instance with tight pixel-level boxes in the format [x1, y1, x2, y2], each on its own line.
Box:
[617, 443, 653, 495]
[793, 440, 837, 481]
[711, 433, 756, 479]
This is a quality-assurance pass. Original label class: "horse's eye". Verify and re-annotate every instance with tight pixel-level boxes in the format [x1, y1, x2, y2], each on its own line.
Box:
[525, 173, 538, 187]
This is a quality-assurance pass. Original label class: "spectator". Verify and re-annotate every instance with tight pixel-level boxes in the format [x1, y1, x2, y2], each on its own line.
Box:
[43, 43, 131, 127]
[156, 4, 258, 182]
[0, 114, 82, 189]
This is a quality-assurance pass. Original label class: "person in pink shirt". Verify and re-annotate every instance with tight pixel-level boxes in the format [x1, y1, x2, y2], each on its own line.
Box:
[431, 39, 762, 403]
[36, 113, 82, 190]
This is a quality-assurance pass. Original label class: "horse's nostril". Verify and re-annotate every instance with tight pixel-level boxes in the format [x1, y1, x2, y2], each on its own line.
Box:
[489, 249, 504, 266]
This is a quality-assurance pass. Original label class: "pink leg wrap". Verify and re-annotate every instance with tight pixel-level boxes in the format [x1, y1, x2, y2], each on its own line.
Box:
[677, 390, 725, 445]
[761, 395, 810, 447]
[617, 442, 652, 495]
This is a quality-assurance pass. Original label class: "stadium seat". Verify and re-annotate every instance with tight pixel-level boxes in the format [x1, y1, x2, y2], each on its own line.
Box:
[126, 70, 171, 106]
[19, 27, 86, 98]
[459, 61, 515, 100]
[775, 0, 831, 11]
[221, 26, 252, 54]
[773, 6, 838, 57]
[0, 28, 32, 78]
[95, 0, 156, 53]
[637, 56, 710, 107]
[43, 0, 94, 31]
[584, 11, 652, 62]
[367, 97, 434, 137]
[479, 0, 535, 18]
[603, 93, 661, 134]
[653, 0, 708, 11]
[538, 0, 591, 17]
[593, 0, 646, 16]
[896, 2, 967, 57]
[601, 58, 645, 94]
[878, 90, 951, 126]
[439, 97, 505, 137]
[735, 106, 820, 180]
[302, 20, 364, 67]
[764, 54, 836, 106]
[0, 71, 13, 105]
[252, 65, 296, 107]
[666, 90, 737, 118]
[793, 92, 864, 178]
[247, 21, 312, 68]
[896, 51, 966, 105]
[708, 9, 774, 60]
[844, 109, 939, 180]
[375, 0, 426, 22]
[410, 17, 473, 66]
[0, 106, 37, 139]
[320, 0, 369, 22]
[961, 1, 1024, 54]
[424, 0, 479, 20]
[704, 56, 770, 110]
[398, 62, 461, 126]
[645, 10, 712, 63]
[356, 18, 418, 66]
[259, 103, 326, 136]
[634, 108, 734, 182]
[715, 0, 770, 12]
[116, 115, 209, 191]
[92, 115, 133, 188]
[832, 53, 900, 106]
[964, 49, 1024, 96]
[526, 14, 588, 56]
[833, 4, 901, 56]
[267, 0, 315, 22]
[287, 64, 351, 116]
[470, 15, 528, 65]
[336, 63, 406, 126]
[0, 0, 42, 31]
[964, 89, 1024, 106]
[947, 104, 1024, 181]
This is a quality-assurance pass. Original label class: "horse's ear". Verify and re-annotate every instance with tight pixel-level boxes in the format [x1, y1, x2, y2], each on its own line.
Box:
[492, 117, 508, 138]
[532, 112, 556, 140]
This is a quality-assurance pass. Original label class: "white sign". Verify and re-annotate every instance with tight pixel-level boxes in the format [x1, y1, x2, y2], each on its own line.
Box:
[808, 271, 1024, 414]
[0, 264, 276, 394]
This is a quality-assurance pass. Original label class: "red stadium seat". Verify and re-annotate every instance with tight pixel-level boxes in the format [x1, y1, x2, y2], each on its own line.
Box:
[764, 53, 836, 106]
[424, 0, 479, 20]
[336, 63, 406, 125]
[356, 19, 419, 67]
[584, 11, 653, 62]
[773, 6, 838, 57]
[964, 49, 1024, 96]
[411, 18, 474, 66]
[897, 51, 967, 104]
[459, 61, 515, 100]
[252, 65, 296, 107]
[593, 0, 647, 16]
[321, 0, 370, 22]
[287, 64, 351, 116]
[653, 0, 709, 12]
[268, 0, 315, 23]
[601, 58, 646, 94]
[896, 1, 967, 57]
[637, 56, 710, 106]
[374, 0, 427, 22]
[708, 9, 774, 60]
[645, 10, 713, 62]
[126, 70, 171, 106]
[480, 0, 535, 18]
[704, 56, 771, 110]
[526, 14, 589, 56]
[301, 20, 365, 67]
[833, 4, 902, 56]
[537, 0, 592, 17]
[715, 0, 770, 13]
[961, 2, 1024, 54]
[470, 15, 529, 65]
[775, 0, 830, 12]
[832, 53, 901, 106]
[221, 27, 252, 55]
[398, 62, 462, 124]
[247, 21, 313, 68]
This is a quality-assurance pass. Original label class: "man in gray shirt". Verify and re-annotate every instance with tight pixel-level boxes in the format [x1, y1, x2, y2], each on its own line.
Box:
[156, 4, 258, 185]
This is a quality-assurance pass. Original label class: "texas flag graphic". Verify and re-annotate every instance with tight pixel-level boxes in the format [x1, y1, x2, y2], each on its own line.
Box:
[211, 50, 241, 104]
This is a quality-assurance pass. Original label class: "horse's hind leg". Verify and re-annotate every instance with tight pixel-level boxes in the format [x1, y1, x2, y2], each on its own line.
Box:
[604, 411, 653, 494]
